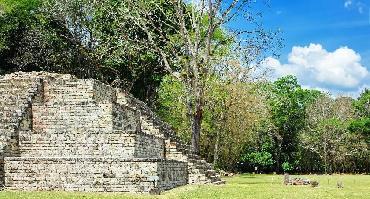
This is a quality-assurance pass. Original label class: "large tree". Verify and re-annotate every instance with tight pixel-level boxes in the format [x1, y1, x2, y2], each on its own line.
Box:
[266, 75, 319, 172]
[131, 0, 280, 154]
[301, 94, 368, 173]
[157, 74, 269, 170]
[350, 89, 370, 143]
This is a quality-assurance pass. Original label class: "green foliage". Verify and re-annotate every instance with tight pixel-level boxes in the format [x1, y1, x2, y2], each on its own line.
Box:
[0, 0, 41, 16]
[156, 75, 190, 141]
[0, 0, 182, 104]
[281, 162, 293, 173]
[349, 118, 370, 137]
[158, 74, 369, 173]
[265, 75, 320, 171]
[353, 89, 370, 117]
[350, 89, 370, 143]
[239, 121, 275, 172]
[242, 151, 275, 169]
[0, 0, 41, 51]
[301, 94, 369, 173]
[157, 74, 269, 171]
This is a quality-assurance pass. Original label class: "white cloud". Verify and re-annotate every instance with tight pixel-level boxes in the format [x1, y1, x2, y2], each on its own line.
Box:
[263, 44, 370, 95]
[357, 2, 365, 13]
[345, 0, 353, 8]
[344, 0, 368, 14]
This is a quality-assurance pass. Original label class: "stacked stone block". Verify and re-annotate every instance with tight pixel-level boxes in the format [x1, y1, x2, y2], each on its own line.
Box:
[0, 77, 43, 188]
[5, 157, 187, 192]
[116, 91, 223, 184]
[0, 71, 222, 192]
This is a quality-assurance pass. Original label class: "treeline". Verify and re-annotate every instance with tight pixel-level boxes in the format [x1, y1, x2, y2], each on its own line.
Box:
[0, 0, 182, 105]
[156, 75, 370, 174]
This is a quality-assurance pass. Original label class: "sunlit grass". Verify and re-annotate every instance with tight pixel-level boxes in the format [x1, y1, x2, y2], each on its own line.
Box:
[1, 174, 369, 199]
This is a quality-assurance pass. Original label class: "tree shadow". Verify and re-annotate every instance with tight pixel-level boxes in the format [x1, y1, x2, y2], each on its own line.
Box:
[239, 174, 257, 178]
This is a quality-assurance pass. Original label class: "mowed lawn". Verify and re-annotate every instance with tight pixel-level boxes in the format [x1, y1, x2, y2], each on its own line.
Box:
[1, 174, 370, 199]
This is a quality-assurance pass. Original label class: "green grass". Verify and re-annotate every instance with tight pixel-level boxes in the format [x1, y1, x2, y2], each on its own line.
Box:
[1, 174, 370, 199]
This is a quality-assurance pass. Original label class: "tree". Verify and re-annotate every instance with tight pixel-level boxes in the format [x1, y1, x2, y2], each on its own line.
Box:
[353, 89, 370, 117]
[0, 0, 183, 104]
[266, 75, 319, 172]
[301, 94, 368, 173]
[157, 74, 269, 170]
[350, 89, 370, 142]
[240, 122, 275, 172]
[0, 0, 96, 76]
[128, 0, 280, 154]
[214, 81, 269, 170]
[157, 75, 191, 141]
[348, 90, 370, 171]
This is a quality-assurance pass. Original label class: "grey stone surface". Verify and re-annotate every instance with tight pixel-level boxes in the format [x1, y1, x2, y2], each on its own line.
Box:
[0, 72, 222, 192]
[5, 157, 187, 192]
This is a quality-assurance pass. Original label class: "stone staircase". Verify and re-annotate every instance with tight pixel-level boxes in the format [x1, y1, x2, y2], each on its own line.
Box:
[0, 72, 224, 192]
[116, 91, 224, 185]
[1, 72, 189, 192]
[0, 77, 43, 188]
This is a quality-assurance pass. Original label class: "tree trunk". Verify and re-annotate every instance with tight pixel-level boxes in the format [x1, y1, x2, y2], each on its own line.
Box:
[191, 101, 203, 155]
[275, 137, 282, 173]
[324, 141, 327, 174]
[190, 58, 204, 155]
[213, 130, 220, 167]
[213, 108, 225, 167]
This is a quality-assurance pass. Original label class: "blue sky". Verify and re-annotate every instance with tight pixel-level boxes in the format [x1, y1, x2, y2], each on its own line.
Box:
[259, 0, 370, 97]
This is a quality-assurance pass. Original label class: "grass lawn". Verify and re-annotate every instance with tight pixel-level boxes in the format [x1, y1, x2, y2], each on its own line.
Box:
[1, 174, 370, 199]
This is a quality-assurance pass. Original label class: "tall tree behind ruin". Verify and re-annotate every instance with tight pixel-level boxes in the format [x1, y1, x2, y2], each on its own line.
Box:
[0, 0, 280, 154]
[129, 0, 280, 154]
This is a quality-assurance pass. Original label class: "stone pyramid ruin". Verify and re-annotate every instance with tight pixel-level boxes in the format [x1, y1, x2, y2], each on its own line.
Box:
[0, 72, 223, 193]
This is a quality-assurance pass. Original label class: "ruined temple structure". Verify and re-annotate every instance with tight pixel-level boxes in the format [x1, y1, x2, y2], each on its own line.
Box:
[0, 72, 223, 193]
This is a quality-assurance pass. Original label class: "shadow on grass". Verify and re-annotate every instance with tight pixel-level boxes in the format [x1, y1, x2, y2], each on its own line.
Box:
[235, 181, 276, 185]
[239, 174, 257, 179]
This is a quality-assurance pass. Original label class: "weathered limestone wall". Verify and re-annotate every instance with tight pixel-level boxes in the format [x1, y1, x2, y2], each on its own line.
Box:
[0, 71, 222, 192]
[112, 104, 141, 133]
[157, 161, 189, 190]
[19, 131, 164, 158]
[4, 157, 187, 192]
[116, 90, 223, 185]
[17, 78, 162, 159]
[0, 77, 43, 188]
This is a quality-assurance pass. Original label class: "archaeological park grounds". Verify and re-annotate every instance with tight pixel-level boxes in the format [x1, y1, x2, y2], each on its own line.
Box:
[0, 174, 370, 199]
[0, 73, 369, 198]
[1, 0, 370, 198]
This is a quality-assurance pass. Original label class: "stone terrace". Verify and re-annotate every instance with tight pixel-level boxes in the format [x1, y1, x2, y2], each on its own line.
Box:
[0, 72, 222, 193]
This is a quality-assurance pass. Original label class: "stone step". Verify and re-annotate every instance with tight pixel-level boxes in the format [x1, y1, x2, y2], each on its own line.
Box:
[0, 82, 30, 88]
[0, 82, 36, 92]
[0, 102, 29, 107]
[0, 95, 30, 101]
[0, 117, 22, 124]
[205, 169, 217, 177]
[0, 123, 19, 130]
[188, 168, 206, 174]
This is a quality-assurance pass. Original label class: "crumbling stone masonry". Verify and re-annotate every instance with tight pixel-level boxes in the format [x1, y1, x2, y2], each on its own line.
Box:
[0, 72, 222, 193]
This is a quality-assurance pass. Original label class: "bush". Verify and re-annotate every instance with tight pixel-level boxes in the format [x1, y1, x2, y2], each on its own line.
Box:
[282, 162, 293, 173]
